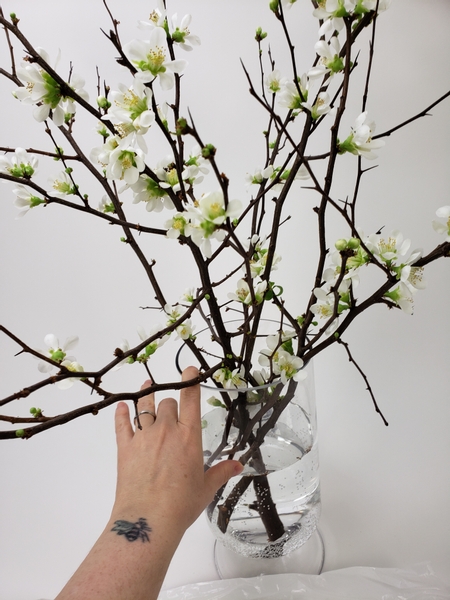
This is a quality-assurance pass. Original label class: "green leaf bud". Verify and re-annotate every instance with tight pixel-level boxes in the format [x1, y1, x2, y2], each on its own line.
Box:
[54, 147, 64, 161]
[269, 0, 279, 12]
[175, 117, 189, 136]
[255, 27, 267, 42]
[207, 396, 227, 409]
[201, 144, 216, 159]
[15, 429, 25, 438]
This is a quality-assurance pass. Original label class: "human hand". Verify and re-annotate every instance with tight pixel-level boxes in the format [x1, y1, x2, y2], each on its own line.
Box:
[112, 366, 243, 539]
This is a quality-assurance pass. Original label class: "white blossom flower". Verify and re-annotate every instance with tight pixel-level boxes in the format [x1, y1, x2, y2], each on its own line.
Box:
[165, 213, 188, 239]
[384, 282, 414, 315]
[248, 236, 281, 278]
[164, 303, 187, 325]
[264, 70, 287, 94]
[131, 174, 174, 212]
[49, 171, 75, 198]
[309, 286, 344, 334]
[37, 334, 79, 373]
[432, 206, 450, 242]
[102, 80, 155, 150]
[213, 366, 247, 400]
[258, 332, 304, 384]
[245, 165, 274, 187]
[137, 325, 170, 357]
[338, 111, 385, 160]
[98, 195, 115, 214]
[0, 148, 38, 179]
[169, 13, 201, 51]
[14, 48, 88, 126]
[57, 359, 84, 389]
[106, 146, 145, 185]
[176, 319, 194, 340]
[183, 191, 242, 257]
[301, 91, 332, 120]
[228, 278, 267, 305]
[123, 28, 187, 90]
[155, 156, 184, 192]
[278, 75, 309, 110]
[138, 0, 167, 30]
[12, 184, 45, 217]
[308, 37, 344, 79]
[112, 339, 131, 371]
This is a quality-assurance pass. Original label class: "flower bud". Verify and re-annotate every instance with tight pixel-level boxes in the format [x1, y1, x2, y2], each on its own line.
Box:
[335, 238, 347, 251]
[347, 237, 360, 250]
[97, 96, 111, 109]
[15, 429, 25, 438]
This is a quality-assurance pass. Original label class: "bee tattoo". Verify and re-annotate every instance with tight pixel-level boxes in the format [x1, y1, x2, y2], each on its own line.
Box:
[111, 518, 152, 542]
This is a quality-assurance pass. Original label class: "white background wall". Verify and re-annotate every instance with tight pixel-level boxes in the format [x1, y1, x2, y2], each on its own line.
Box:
[0, 1, 449, 598]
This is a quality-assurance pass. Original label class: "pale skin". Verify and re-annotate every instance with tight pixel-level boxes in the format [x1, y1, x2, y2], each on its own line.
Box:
[55, 366, 243, 600]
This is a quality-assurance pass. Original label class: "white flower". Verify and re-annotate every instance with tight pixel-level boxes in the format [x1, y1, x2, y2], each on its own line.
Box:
[106, 146, 145, 185]
[169, 13, 201, 51]
[155, 156, 184, 192]
[308, 37, 344, 79]
[112, 339, 131, 371]
[258, 332, 304, 384]
[212, 366, 247, 400]
[137, 325, 170, 357]
[183, 191, 242, 257]
[49, 171, 75, 198]
[301, 91, 332, 120]
[432, 206, 450, 242]
[310, 287, 342, 334]
[176, 319, 194, 340]
[278, 75, 309, 110]
[384, 282, 414, 315]
[138, 1, 167, 30]
[264, 70, 287, 94]
[57, 360, 84, 389]
[131, 174, 174, 212]
[164, 304, 186, 324]
[12, 184, 45, 217]
[248, 236, 281, 278]
[339, 111, 385, 160]
[165, 213, 188, 239]
[102, 80, 155, 150]
[14, 48, 88, 126]
[245, 165, 274, 187]
[228, 278, 267, 305]
[123, 28, 187, 90]
[37, 334, 79, 373]
[0, 148, 38, 179]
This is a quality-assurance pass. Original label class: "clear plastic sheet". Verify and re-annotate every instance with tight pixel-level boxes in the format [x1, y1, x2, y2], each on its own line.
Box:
[159, 563, 450, 600]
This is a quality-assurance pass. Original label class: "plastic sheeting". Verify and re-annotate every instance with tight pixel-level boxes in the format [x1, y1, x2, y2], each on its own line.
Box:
[159, 563, 450, 600]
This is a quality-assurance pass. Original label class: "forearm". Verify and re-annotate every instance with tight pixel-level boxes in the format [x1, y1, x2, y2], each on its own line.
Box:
[55, 509, 182, 600]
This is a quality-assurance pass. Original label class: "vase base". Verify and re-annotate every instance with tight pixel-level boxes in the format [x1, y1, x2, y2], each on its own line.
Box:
[213, 527, 325, 579]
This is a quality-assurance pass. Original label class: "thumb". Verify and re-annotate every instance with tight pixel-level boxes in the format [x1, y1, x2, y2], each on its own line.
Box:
[204, 460, 243, 498]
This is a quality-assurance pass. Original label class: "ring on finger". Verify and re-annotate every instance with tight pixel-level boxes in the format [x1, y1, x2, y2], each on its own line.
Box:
[134, 410, 156, 424]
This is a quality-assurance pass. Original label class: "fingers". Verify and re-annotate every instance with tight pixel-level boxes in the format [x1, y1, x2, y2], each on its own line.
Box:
[204, 460, 243, 500]
[136, 379, 156, 427]
[115, 402, 133, 446]
[179, 366, 200, 427]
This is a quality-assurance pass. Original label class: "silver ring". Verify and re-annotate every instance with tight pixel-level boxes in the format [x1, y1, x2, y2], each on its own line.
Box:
[134, 410, 156, 422]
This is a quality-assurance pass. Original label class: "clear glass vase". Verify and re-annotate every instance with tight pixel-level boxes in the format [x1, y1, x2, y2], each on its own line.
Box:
[176, 322, 324, 577]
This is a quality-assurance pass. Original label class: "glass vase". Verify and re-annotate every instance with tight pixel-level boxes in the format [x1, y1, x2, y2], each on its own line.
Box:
[176, 322, 324, 577]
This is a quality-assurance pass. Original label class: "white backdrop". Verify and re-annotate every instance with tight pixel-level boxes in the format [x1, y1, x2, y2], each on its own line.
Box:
[0, 1, 449, 598]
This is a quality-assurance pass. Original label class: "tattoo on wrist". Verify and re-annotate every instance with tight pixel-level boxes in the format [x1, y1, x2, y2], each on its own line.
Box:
[111, 518, 151, 542]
